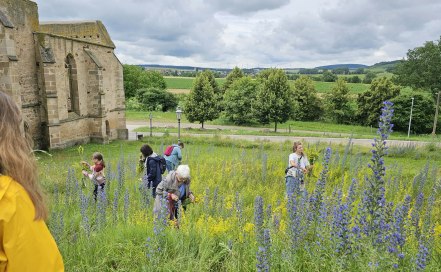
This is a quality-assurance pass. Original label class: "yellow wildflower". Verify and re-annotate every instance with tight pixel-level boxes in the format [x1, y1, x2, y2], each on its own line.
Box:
[243, 223, 254, 233]
[434, 224, 441, 236]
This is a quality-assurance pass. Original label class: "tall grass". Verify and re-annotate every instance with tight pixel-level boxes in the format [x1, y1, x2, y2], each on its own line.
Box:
[38, 131, 441, 271]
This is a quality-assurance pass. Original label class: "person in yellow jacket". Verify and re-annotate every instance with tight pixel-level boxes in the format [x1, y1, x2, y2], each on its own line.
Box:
[0, 91, 64, 272]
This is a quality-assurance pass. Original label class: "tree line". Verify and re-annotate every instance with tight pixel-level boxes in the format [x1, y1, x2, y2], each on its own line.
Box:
[123, 36, 441, 134]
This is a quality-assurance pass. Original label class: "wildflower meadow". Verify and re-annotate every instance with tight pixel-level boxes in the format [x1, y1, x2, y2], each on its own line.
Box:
[38, 102, 441, 271]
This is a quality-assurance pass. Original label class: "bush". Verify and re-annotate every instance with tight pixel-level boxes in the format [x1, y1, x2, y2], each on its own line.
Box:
[125, 97, 144, 111]
[136, 87, 178, 112]
[390, 92, 435, 134]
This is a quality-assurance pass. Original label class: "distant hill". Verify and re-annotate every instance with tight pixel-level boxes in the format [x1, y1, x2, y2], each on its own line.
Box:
[315, 64, 368, 70]
[369, 60, 401, 69]
[137, 61, 401, 74]
[140, 64, 198, 71]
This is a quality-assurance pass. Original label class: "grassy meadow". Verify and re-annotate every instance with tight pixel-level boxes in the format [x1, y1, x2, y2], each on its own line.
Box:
[126, 110, 441, 142]
[164, 76, 385, 95]
[39, 131, 441, 271]
[164, 75, 413, 97]
[165, 77, 226, 90]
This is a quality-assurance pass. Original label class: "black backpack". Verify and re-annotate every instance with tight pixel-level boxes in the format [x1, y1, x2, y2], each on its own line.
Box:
[146, 156, 167, 175]
[157, 155, 167, 174]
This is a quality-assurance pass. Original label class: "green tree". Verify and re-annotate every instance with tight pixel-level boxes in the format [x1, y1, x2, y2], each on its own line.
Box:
[322, 70, 338, 82]
[356, 77, 400, 126]
[390, 92, 435, 134]
[185, 73, 219, 128]
[362, 71, 377, 84]
[224, 77, 258, 125]
[142, 70, 167, 90]
[292, 75, 323, 121]
[137, 87, 178, 112]
[355, 68, 365, 74]
[325, 78, 355, 124]
[123, 65, 167, 99]
[349, 75, 361, 83]
[254, 69, 293, 132]
[222, 67, 244, 92]
[394, 37, 441, 97]
[123, 65, 145, 99]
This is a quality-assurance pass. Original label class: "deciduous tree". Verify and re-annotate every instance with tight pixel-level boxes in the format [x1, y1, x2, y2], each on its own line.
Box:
[184, 72, 219, 128]
[356, 77, 400, 126]
[292, 75, 323, 121]
[123, 65, 167, 99]
[224, 77, 258, 125]
[390, 92, 436, 134]
[394, 37, 441, 98]
[325, 78, 354, 124]
[222, 67, 244, 93]
[254, 68, 293, 132]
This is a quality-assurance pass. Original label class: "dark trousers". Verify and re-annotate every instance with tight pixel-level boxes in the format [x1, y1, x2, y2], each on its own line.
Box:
[93, 183, 105, 201]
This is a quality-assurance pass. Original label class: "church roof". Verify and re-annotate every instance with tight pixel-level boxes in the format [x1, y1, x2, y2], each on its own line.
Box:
[38, 20, 115, 48]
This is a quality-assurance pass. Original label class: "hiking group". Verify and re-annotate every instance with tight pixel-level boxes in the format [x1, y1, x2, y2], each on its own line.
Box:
[0, 89, 314, 271]
[138, 142, 194, 222]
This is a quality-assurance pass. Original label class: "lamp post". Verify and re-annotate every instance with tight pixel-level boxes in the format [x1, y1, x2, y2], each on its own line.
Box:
[149, 112, 152, 137]
[176, 106, 182, 143]
[408, 97, 414, 138]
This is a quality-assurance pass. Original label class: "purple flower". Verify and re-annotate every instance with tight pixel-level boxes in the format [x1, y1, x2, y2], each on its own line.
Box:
[256, 228, 271, 272]
[124, 189, 130, 223]
[254, 196, 264, 244]
[415, 239, 429, 270]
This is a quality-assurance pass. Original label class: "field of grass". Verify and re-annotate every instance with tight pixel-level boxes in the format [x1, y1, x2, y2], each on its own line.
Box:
[126, 110, 441, 142]
[39, 131, 441, 271]
[165, 76, 371, 95]
[165, 76, 226, 90]
[307, 81, 370, 94]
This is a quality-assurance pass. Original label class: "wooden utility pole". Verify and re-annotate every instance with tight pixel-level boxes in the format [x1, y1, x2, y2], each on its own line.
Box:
[432, 91, 440, 137]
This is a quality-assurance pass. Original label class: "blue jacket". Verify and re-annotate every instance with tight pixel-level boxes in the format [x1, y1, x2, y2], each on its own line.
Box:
[145, 153, 162, 187]
[164, 144, 182, 167]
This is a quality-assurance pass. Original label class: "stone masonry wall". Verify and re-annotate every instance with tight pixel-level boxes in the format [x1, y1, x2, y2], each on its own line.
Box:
[0, 0, 43, 145]
[1, 0, 127, 149]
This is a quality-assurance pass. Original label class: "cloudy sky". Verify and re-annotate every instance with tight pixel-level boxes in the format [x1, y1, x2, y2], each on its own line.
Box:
[33, 0, 441, 68]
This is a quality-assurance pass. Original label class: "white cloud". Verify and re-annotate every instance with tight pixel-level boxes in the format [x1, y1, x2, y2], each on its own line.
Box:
[32, 0, 441, 68]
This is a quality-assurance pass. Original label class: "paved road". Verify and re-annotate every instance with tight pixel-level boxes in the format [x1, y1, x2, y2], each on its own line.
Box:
[127, 121, 440, 148]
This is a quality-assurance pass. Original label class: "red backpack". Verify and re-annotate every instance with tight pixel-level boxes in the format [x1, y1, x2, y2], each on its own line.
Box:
[164, 145, 174, 156]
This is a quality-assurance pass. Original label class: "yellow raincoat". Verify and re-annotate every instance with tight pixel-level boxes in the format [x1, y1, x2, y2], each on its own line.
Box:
[0, 175, 64, 272]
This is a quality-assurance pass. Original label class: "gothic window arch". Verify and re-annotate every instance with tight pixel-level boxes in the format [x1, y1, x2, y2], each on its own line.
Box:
[65, 54, 80, 115]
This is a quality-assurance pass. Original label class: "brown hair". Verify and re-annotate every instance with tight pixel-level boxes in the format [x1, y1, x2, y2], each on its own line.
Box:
[93, 152, 105, 167]
[140, 144, 153, 157]
[0, 91, 47, 220]
[292, 141, 303, 155]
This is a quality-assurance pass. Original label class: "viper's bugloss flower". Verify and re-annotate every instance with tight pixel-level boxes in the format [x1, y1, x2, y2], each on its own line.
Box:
[256, 228, 271, 272]
[124, 189, 130, 223]
[254, 196, 264, 244]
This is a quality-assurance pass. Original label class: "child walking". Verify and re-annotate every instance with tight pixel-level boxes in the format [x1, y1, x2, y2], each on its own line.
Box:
[82, 152, 106, 200]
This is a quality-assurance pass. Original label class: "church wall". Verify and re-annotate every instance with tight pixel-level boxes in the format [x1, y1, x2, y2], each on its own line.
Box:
[37, 34, 127, 148]
[0, 0, 44, 146]
[1, 0, 128, 149]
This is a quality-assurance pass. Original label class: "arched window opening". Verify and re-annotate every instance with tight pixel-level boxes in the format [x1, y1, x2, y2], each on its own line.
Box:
[105, 120, 110, 136]
[65, 54, 80, 115]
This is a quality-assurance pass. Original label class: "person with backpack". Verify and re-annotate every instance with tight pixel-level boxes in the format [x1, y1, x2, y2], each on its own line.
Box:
[153, 165, 194, 221]
[285, 141, 312, 194]
[140, 144, 164, 198]
[163, 142, 184, 172]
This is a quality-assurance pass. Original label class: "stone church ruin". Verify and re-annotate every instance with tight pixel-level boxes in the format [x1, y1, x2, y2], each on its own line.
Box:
[0, 0, 127, 149]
